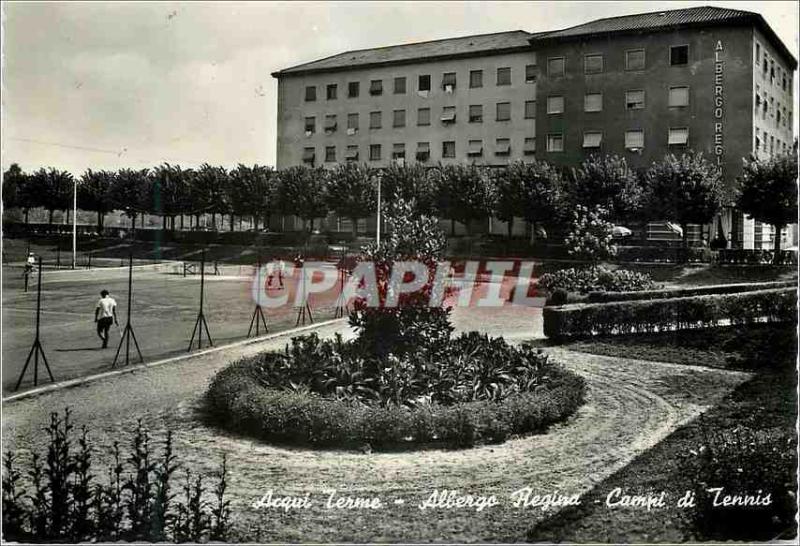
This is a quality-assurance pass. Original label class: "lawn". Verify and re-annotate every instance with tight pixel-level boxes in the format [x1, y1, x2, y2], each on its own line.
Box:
[527, 323, 798, 542]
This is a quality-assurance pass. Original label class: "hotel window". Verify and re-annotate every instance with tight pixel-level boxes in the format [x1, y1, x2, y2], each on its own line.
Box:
[546, 134, 564, 152]
[584, 54, 603, 74]
[755, 130, 760, 151]
[305, 86, 316, 102]
[777, 108, 782, 125]
[763, 54, 768, 74]
[393, 109, 406, 128]
[755, 43, 760, 64]
[523, 137, 536, 155]
[302, 147, 315, 164]
[369, 144, 381, 161]
[470, 70, 483, 89]
[547, 57, 565, 77]
[755, 88, 761, 107]
[370, 111, 382, 129]
[469, 104, 483, 123]
[495, 138, 511, 156]
[584, 93, 602, 112]
[394, 76, 407, 94]
[440, 106, 456, 123]
[324, 114, 337, 133]
[348, 81, 360, 98]
[496, 67, 511, 86]
[670, 45, 689, 66]
[304, 116, 315, 134]
[392, 143, 406, 160]
[467, 139, 483, 157]
[770, 61, 775, 84]
[416, 142, 430, 161]
[625, 130, 644, 150]
[583, 131, 602, 148]
[770, 135, 774, 155]
[496, 102, 511, 121]
[417, 107, 431, 126]
[625, 90, 645, 109]
[345, 145, 359, 161]
[442, 72, 457, 91]
[326, 84, 337, 100]
[668, 86, 689, 107]
[347, 113, 359, 133]
[547, 95, 564, 114]
[418, 74, 431, 92]
[525, 64, 537, 83]
[325, 146, 336, 162]
[782, 74, 787, 91]
[668, 127, 689, 146]
[625, 49, 645, 70]
[442, 141, 456, 158]
[524, 100, 536, 119]
[369, 79, 383, 96]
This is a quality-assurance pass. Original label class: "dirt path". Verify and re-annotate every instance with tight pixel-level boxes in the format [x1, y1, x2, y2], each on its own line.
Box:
[2, 314, 749, 543]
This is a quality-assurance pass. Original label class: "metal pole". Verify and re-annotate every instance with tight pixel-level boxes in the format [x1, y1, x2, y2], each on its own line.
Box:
[376, 174, 381, 247]
[72, 178, 77, 269]
[125, 254, 132, 362]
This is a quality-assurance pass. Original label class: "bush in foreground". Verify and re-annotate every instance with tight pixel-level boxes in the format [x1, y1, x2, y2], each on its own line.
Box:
[2, 409, 231, 543]
[205, 333, 586, 449]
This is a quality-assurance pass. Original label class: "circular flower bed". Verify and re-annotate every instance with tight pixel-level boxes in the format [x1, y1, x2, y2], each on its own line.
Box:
[205, 333, 585, 449]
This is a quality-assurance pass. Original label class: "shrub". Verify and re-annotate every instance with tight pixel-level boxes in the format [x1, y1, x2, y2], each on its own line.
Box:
[205, 363, 585, 450]
[587, 280, 795, 303]
[682, 425, 797, 541]
[548, 288, 570, 306]
[1, 409, 230, 543]
[543, 287, 796, 339]
[537, 266, 656, 295]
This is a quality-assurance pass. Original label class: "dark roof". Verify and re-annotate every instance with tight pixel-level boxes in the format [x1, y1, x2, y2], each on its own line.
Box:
[533, 6, 797, 68]
[272, 30, 536, 77]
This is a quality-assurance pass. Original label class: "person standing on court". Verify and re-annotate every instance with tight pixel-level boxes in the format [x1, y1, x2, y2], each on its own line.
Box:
[94, 289, 118, 348]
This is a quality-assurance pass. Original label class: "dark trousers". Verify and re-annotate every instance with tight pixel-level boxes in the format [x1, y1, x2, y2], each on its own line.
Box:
[97, 317, 113, 348]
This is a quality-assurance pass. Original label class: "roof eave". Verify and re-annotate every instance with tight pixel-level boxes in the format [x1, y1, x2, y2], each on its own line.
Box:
[271, 45, 534, 79]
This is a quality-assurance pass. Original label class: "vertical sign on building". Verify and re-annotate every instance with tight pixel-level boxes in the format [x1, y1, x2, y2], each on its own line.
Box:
[714, 40, 724, 176]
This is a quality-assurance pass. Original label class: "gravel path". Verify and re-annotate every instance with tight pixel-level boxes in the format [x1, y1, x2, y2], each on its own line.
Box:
[2, 311, 749, 542]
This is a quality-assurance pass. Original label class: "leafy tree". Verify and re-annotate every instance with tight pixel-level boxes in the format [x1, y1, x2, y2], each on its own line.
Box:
[351, 198, 452, 358]
[229, 164, 275, 231]
[2, 163, 24, 211]
[645, 153, 724, 248]
[431, 164, 496, 236]
[737, 152, 798, 262]
[494, 160, 564, 242]
[326, 163, 377, 237]
[564, 205, 616, 270]
[568, 154, 644, 223]
[110, 169, 150, 235]
[29, 168, 74, 225]
[78, 170, 115, 232]
[148, 164, 191, 231]
[192, 164, 229, 229]
[379, 162, 436, 215]
[275, 165, 328, 232]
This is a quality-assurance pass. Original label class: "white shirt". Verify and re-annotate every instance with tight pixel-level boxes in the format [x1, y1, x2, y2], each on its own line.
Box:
[96, 296, 117, 319]
[27, 255, 35, 266]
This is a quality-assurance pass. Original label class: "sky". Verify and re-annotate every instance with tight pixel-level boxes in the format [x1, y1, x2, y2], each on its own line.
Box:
[2, 1, 798, 175]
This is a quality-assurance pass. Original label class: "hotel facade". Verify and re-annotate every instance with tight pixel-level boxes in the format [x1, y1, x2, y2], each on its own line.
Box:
[271, 6, 797, 248]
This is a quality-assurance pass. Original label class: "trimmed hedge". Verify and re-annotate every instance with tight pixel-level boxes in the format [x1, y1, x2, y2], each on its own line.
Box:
[543, 288, 796, 340]
[717, 248, 798, 265]
[205, 360, 586, 449]
[587, 280, 796, 303]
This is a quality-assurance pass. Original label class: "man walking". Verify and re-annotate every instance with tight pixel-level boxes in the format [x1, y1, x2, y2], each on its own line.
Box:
[94, 289, 118, 348]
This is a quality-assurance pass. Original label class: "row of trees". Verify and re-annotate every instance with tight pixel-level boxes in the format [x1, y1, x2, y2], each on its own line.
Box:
[2, 152, 796, 249]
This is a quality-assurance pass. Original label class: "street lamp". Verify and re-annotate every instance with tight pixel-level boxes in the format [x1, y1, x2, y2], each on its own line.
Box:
[375, 172, 382, 247]
[72, 177, 77, 269]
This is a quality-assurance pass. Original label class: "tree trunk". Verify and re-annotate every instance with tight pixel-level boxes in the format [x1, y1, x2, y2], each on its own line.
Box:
[180, 215, 185, 230]
[162, 216, 167, 230]
[773, 224, 784, 265]
[48, 209, 54, 225]
[352, 217, 359, 238]
[97, 211, 103, 232]
[450, 219, 455, 236]
[24, 209, 29, 224]
[529, 221, 537, 245]
[229, 214, 234, 232]
[252, 215, 259, 231]
[506, 218, 513, 239]
[130, 214, 137, 238]
[211, 212, 216, 228]
[681, 223, 689, 248]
